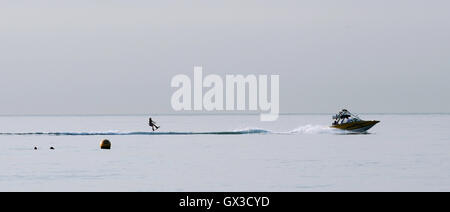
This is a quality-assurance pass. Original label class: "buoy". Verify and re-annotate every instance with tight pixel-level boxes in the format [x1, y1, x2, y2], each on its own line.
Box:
[100, 139, 111, 149]
[34, 147, 38, 150]
[50, 147, 55, 150]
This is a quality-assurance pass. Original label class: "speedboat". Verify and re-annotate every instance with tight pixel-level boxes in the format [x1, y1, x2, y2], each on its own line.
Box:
[330, 109, 379, 133]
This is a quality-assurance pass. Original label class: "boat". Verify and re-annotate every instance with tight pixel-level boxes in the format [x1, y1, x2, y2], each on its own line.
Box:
[330, 109, 379, 133]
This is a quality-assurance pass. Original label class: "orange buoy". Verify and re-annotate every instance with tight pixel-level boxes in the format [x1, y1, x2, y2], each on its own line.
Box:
[100, 139, 111, 149]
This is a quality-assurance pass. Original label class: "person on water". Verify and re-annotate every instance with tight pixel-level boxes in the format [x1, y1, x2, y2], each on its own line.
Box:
[149, 117, 160, 131]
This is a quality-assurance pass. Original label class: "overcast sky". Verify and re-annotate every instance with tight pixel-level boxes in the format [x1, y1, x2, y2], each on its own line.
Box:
[1, 0, 449, 115]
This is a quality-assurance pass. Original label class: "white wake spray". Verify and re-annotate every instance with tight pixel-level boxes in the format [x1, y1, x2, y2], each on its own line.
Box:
[288, 125, 339, 134]
[0, 125, 352, 136]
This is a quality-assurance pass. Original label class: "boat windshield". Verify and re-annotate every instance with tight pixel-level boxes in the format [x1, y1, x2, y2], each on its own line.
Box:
[332, 110, 361, 125]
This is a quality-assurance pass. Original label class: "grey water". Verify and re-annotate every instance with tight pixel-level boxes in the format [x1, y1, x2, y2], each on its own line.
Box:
[0, 114, 449, 191]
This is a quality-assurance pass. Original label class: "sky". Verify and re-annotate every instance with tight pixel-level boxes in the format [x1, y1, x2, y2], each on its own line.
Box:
[0, 0, 449, 115]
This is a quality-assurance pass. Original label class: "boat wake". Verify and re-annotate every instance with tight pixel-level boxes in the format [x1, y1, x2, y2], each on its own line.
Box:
[0, 125, 366, 136]
[288, 125, 343, 134]
[0, 128, 271, 136]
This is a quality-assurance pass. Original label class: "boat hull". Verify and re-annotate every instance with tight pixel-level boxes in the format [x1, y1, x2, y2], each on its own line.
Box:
[331, 120, 380, 133]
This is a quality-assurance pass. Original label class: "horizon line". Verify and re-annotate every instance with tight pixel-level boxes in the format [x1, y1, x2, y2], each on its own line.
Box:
[0, 112, 449, 117]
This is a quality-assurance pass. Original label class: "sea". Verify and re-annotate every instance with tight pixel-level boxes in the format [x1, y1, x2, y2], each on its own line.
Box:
[0, 114, 449, 191]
